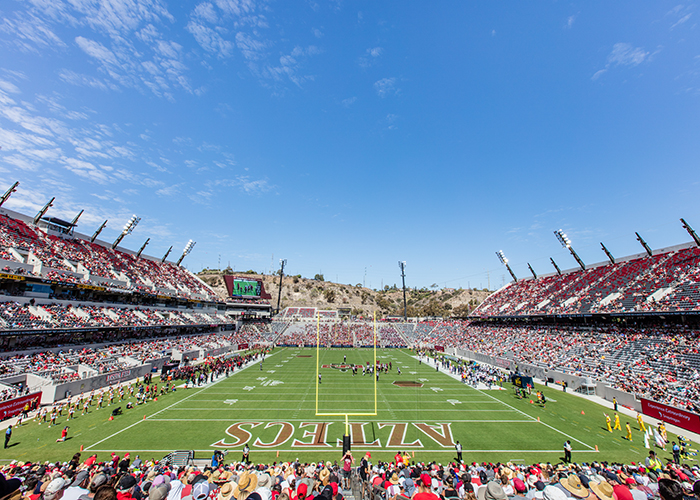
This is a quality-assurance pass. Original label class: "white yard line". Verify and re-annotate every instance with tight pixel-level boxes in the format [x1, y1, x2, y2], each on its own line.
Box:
[146, 418, 538, 423]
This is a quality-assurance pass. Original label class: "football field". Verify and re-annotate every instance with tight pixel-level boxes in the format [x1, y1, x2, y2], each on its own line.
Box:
[3, 347, 665, 465]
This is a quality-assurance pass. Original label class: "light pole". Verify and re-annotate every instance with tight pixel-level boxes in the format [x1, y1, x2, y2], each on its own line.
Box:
[398, 261, 407, 320]
[112, 215, 140, 250]
[554, 229, 585, 271]
[176, 239, 196, 266]
[277, 259, 287, 314]
[495, 250, 517, 282]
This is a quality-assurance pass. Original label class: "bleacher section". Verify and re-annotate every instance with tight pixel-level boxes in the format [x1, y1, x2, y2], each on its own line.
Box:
[474, 243, 700, 317]
[275, 320, 407, 347]
[0, 211, 218, 302]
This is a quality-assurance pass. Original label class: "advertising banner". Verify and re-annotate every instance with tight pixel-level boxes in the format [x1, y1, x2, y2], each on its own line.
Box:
[641, 398, 700, 434]
[0, 392, 41, 420]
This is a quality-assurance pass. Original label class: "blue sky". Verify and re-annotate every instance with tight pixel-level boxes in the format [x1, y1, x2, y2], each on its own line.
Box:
[0, 1, 698, 290]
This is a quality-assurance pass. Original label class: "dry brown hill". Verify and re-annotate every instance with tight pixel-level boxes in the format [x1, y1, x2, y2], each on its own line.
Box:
[197, 271, 491, 318]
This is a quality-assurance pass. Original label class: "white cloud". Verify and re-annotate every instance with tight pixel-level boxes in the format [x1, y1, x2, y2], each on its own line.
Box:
[193, 2, 219, 24]
[236, 32, 266, 60]
[187, 22, 234, 57]
[671, 13, 692, 29]
[592, 43, 650, 80]
[374, 77, 397, 97]
[0, 80, 21, 94]
[607, 43, 648, 67]
[0, 12, 66, 53]
[342, 96, 357, 107]
[566, 15, 577, 29]
[75, 36, 120, 66]
[156, 184, 181, 197]
[591, 69, 607, 81]
[63, 157, 111, 184]
[58, 70, 117, 91]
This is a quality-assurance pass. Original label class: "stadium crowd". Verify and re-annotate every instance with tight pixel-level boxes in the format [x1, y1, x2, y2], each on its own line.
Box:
[411, 321, 700, 413]
[0, 302, 235, 331]
[0, 213, 217, 302]
[0, 448, 698, 500]
[0, 332, 258, 382]
[473, 245, 700, 316]
[275, 322, 406, 347]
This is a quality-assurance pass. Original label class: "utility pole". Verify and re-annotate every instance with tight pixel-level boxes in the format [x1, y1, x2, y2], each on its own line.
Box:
[398, 261, 407, 320]
[276, 259, 287, 314]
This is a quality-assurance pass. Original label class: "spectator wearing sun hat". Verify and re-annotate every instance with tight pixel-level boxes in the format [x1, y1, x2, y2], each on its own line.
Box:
[478, 481, 508, 500]
[234, 472, 259, 500]
[386, 473, 401, 500]
[256, 474, 273, 500]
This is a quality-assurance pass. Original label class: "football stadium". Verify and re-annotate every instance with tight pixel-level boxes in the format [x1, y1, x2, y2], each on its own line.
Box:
[0, 192, 699, 499]
[1, 2, 700, 500]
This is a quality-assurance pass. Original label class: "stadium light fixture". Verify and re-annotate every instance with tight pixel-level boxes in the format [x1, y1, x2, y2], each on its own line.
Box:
[33, 197, 55, 225]
[554, 229, 585, 270]
[601, 242, 615, 265]
[399, 261, 407, 320]
[91, 220, 108, 243]
[276, 259, 287, 314]
[550, 257, 562, 275]
[70, 210, 84, 226]
[495, 250, 517, 282]
[635, 232, 653, 257]
[112, 215, 140, 250]
[176, 239, 196, 266]
[161, 245, 173, 263]
[680, 218, 700, 247]
[136, 238, 150, 259]
[527, 263, 537, 279]
[0, 181, 19, 208]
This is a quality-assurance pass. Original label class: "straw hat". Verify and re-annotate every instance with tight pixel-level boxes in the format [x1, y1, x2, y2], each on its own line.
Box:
[233, 472, 258, 500]
[218, 482, 236, 500]
[318, 469, 330, 486]
[590, 481, 614, 500]
[389, 473, 400, 485]
[561, 475, 588, 498]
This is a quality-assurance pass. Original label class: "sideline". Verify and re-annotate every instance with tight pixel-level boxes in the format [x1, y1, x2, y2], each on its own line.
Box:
[81, 348, 284, 451]
[420, 349, 700, 444]
[397, 349, 596, 450]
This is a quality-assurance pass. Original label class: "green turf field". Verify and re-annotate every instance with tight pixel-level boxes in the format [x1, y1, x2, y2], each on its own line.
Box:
[0, 347, 681, 466]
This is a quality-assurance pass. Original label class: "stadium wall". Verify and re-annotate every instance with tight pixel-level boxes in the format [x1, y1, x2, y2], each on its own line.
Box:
[44, 364, 154, 403]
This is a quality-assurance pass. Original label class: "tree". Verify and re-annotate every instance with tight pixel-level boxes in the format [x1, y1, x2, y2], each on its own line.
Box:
[314, 273, 325, 281]
[323, 288, 336, 303]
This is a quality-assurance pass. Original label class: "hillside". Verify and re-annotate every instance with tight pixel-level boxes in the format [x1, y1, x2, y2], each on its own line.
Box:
[197, 271, 491, 318]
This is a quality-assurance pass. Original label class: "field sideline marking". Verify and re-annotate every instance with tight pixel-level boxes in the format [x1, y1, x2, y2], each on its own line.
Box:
[160, 408, 523, 412]
[85, 348, 288, 451]
[145, 418, 537, 423]
[85, 448, 601, 453]
[397, 350, 596, 451]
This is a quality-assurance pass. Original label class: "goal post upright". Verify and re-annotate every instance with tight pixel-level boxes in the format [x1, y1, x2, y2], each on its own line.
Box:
[315, 308, 378, 452]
